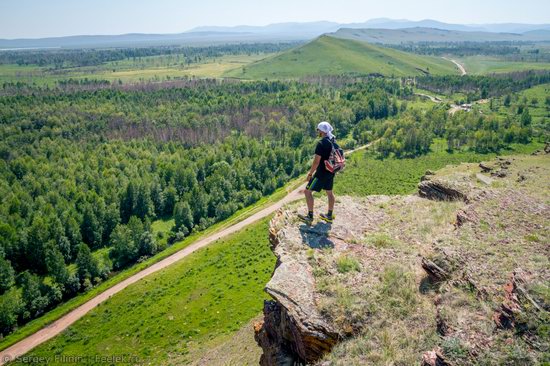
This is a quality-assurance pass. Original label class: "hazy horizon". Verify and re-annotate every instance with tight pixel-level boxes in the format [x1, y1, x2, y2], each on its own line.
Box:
[0, 0, 549, 39]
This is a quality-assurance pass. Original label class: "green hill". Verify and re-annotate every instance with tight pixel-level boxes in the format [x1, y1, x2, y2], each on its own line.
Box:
[225, 35, 459, 79]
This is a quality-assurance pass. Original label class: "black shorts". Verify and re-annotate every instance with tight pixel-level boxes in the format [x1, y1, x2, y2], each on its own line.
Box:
[306, 172, 334, 192]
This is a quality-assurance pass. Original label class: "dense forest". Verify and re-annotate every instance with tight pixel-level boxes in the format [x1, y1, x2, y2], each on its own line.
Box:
[0, 43, 301, 68]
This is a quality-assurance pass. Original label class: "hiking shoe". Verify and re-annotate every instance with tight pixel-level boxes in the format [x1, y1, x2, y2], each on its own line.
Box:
[297, 213, 313, 225]
[319, 213, 334, 223]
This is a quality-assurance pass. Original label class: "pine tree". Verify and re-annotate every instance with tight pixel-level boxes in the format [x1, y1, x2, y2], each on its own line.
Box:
[109, 224, 138, 269]
[81, 205, 102, 249]
[150, 180, 163, 217]
[120, 181, 136, 223]
[504, 95, 511, 107]
[174, 201, 194, 234]
[45, 242, 69, 286]
[162, 186, 177, 217]
[134, 184, 153, 220]
[0, 256, 15, 294]
[520, 108, 532, 126]
[0, 288, 24, 335]
[76, 243, 99, 282]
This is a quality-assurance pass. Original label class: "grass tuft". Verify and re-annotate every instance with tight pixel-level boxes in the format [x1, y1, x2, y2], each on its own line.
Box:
[363, 233, 400, 248]
[336, 255, 362, 273]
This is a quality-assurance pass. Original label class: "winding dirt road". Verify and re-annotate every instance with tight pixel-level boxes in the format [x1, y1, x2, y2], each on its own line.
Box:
[0, 143, 372, 365]
[442, 57, 467, 75]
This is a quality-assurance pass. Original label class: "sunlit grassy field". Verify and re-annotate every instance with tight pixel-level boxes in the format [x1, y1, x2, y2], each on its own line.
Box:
[334, 140, 543, 197]
[0, 53, 270, 86]
[457, 55, 550, 75]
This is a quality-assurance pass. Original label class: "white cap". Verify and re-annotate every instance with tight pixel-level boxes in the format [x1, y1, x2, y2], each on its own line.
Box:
[317, 121, 334, 139]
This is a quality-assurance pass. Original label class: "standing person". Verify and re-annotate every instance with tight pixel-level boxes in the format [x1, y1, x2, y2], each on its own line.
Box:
[298, 121, 338, 224]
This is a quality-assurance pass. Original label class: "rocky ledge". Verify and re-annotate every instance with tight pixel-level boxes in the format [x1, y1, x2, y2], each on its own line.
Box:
[255, 154, 549, 365]
[255, 197, 376, 365]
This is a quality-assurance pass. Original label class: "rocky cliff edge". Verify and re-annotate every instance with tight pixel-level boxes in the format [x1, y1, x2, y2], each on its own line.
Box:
[255, 152, 549, 365]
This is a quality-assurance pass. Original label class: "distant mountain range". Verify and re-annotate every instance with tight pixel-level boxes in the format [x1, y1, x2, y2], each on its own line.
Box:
[2, 18, 550, 50]
[0, 32, 304, 50]
[189, 18, 550, 36]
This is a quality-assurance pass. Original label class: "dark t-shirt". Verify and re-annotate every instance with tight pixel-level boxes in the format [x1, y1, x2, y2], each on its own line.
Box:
[314, 136, 336, 177]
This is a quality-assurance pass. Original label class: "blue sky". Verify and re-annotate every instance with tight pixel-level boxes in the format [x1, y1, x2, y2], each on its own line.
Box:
[0, 0, 549, 38]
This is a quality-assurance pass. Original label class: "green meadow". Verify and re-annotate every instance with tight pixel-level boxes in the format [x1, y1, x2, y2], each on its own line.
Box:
[458, 55, 550, 75]
[334, 139, 544, 197]
[0, 53, 269, 86]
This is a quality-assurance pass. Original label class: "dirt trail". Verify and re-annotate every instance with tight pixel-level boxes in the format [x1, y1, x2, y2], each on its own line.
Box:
[442, 56, 467, 75]
[0, 143, 372, 365]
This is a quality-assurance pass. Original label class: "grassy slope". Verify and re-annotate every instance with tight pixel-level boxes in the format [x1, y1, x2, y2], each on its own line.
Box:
[316, 154, 549, 365]
[334, 139, 544, 197]
[225, 36, 458, 79]
[12, 218, 274, 366]
[188, 315, 263, 366]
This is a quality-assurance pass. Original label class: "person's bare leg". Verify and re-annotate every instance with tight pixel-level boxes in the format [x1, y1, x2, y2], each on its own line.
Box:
[326, 190, 335, 214]
[305, 189, 314, 212]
